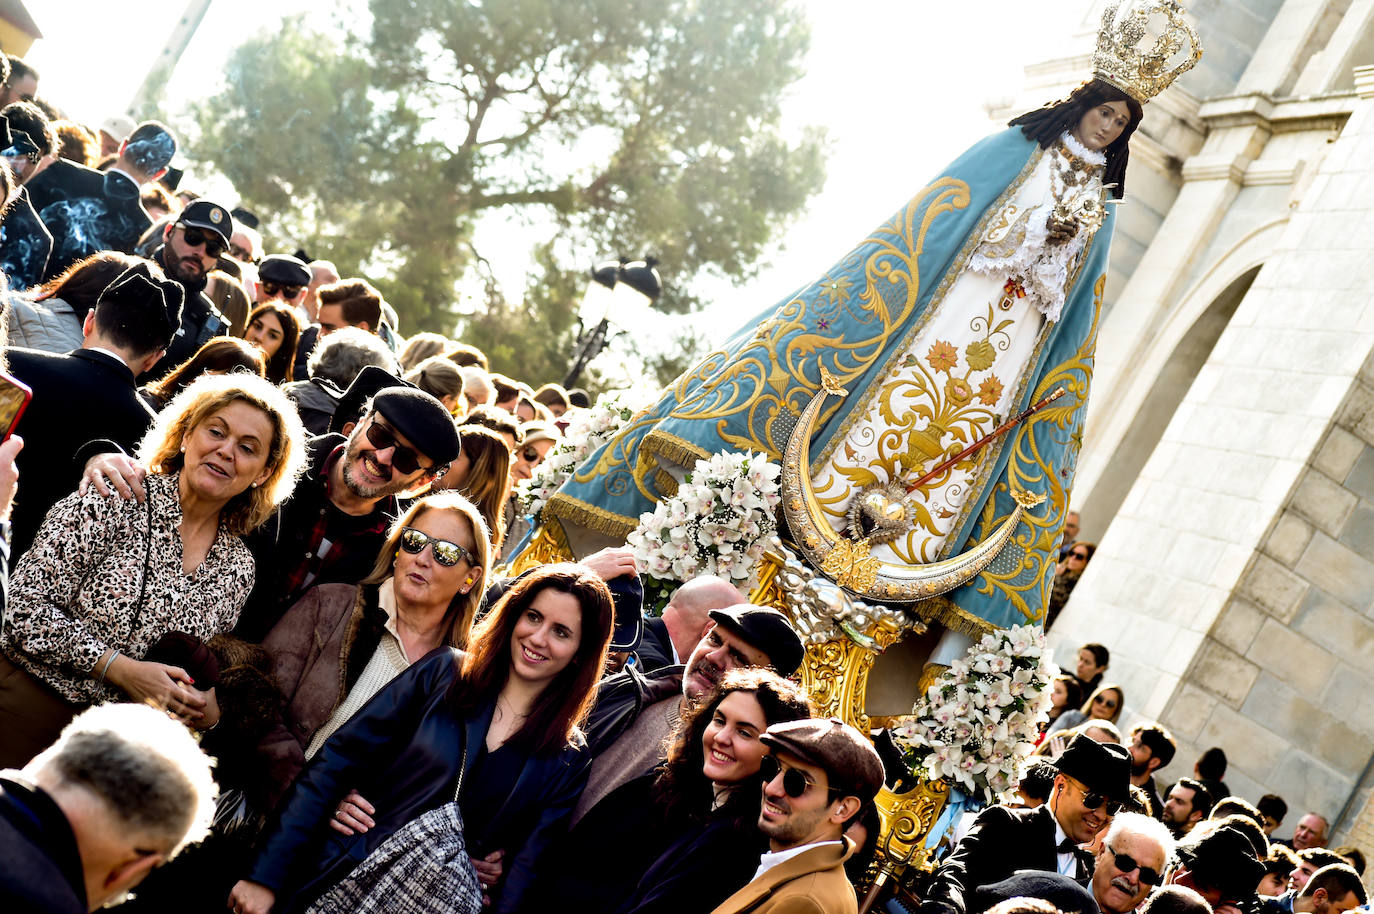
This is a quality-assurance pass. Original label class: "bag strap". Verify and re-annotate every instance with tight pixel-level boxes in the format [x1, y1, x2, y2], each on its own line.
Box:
[453, 727, 469, 802]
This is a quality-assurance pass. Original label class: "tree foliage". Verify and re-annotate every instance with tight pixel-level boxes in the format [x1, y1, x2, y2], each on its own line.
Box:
[192, 0, 825, 385]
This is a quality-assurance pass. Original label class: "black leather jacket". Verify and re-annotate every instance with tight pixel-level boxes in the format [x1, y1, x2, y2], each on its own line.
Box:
[246, 647, 590, 914]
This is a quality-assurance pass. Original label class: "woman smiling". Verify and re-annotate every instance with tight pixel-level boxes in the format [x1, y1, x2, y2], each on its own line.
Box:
[0, 373, 306, 766]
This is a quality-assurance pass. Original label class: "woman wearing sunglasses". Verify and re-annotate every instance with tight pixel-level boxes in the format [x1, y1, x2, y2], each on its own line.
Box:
[229, 563, 614, 914]
[1047, 682, 1126, 735]
[254, 492, 492, 804]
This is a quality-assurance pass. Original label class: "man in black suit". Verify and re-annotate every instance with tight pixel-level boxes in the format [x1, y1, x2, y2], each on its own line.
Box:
[27, 121, 176, 279]
[635, 574, 742, 671]
[5, 261, 182, 559]
[919, 735, 1133, 914]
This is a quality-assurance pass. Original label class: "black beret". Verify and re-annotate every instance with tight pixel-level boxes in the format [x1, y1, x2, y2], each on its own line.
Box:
[372, 386, 459, 466]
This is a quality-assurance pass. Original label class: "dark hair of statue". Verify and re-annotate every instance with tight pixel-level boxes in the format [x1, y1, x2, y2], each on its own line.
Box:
[651, 668, 812, 831]
[1008, 78, 1143, 199]
[447, 563, 614, 755]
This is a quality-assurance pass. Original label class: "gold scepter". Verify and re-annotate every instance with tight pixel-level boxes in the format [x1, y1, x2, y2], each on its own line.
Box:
[903, 386, 1068, 494]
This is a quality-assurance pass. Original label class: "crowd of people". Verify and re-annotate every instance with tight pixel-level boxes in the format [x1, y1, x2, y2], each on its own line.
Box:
[0, 49, 1362, 914]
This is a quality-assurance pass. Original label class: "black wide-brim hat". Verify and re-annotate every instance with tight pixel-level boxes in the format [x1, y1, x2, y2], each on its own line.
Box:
[1053, 733, 1132, 803]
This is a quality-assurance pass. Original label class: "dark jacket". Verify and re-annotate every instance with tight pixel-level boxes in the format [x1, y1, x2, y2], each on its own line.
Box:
[617, 813, 767, 914]
[0, 187, 52, 290]
[635, 616, 675, 671]
[247, 647, 590, 914]
[0, 775, 86, 914]
[5, 346, 157, 561]
[143, 244, 229, 382]
[583, 661, 685, 756]
[920, 803, 1094, 914]
[28, 162, 151, 278]
[235, 435, 398, 642]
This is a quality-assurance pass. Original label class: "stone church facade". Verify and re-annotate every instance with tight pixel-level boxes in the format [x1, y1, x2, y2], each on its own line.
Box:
[1009, 1, 1374, 848]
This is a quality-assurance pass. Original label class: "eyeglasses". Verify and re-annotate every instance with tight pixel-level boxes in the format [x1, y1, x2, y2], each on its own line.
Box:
[178, 225, 227, 258]
[759, 755, 843, 800]
[364, 418, 434, 475]
[519, 445, 547, 466]
[398, 526, 472, 567]
[261, 280, 304, 300]
[1072, 779, 1123, 816]
[229, 244, 259, 264]
[1107, 845, 1162, 886]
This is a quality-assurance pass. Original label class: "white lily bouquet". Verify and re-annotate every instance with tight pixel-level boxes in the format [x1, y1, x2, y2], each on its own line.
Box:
[627, 450, 782, 614]
[890, 623, 1055, 805]
[515, 395, 641, 521]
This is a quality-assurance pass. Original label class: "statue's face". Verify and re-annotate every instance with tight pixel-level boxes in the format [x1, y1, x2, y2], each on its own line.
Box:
[1073, 100, 1132, 151]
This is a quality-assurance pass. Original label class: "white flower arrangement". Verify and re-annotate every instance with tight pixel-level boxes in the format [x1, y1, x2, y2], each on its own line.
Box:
[627, 450, 783, 614]
[515, 394, 642, 521]
[890, 623, 1055, 804]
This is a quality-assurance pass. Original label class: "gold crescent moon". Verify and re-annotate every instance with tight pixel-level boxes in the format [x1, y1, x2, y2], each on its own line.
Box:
[780, 368, 1039, 601]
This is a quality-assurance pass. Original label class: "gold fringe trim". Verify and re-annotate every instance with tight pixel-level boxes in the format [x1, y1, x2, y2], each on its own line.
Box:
[909, 594, 997, 639]
[653, 468, 680, 499]
[636, 430, 714, 500]
[543, 492, 638, 540]
[503, 518, 575, 574]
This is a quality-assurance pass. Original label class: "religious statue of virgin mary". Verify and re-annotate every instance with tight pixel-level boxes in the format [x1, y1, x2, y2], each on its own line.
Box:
[521, 0, 1202, 644]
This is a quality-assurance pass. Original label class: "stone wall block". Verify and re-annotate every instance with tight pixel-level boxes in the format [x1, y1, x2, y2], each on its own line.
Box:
[1295, 532, 1374, 611]
[1245, 618, 1336, 698]
[1198, 704, 1287, 782]
[1314, 426, 1365, 482]
[1290, 469, 1358, 536]
[1239, 672, 1329, 748]
[1267, 751, 1352, 830]
[1265, 511, 1313, 567]
[1316, 718, 1374, 778]
[1211, 597, 1267, 654]
[1342, 447, 1374, 502]
[1294, 584, 1374, 658]
[1338, 501, 1374, 560]
[1190, 638, 1261, 707]
[1238, 553, 1310, 622]
[1162, 682, 1220, 742]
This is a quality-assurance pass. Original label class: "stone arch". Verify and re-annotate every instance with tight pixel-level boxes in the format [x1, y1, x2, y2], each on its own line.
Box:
[1077, 218, 1288, 535]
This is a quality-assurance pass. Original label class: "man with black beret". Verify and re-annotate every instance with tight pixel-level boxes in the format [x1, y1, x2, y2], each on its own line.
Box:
[6, 262, 182, 560]
[253, 254, 312, 312]
[920, 734, 1134, 914]
[145, 199, 236, 380]
[232, 386, 460, 640]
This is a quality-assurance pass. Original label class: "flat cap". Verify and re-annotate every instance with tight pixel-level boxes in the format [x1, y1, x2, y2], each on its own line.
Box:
[709, 605, 804, 677]
[1054, 734, 1132, 803]
[258, 254, 311, 287]
[372, 386, 460, 467]
[761, 717, 883, 803]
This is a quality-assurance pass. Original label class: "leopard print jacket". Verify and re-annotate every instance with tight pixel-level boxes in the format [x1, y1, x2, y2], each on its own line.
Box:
[3, 472, 255, 704]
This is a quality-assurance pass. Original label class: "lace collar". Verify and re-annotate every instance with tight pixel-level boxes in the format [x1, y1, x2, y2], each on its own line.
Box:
[1058, 131, 1108, 168]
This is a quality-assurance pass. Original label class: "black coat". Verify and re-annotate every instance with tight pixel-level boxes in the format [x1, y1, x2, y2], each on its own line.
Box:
[920, 803, 1094, 914]
[28, 161, 151, 278]
[617, 815, 766, 914]
[0, 776, 86, 914]
[5, 347, 156, 561]
[143, 245, 230, 382]
[246, 648, 590, 914]
[634, 616, 675, 671]
[0, 187, 52, 290]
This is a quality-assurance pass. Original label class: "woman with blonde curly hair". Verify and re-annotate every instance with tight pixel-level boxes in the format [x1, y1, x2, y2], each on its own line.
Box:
[0, 373, 307, 767]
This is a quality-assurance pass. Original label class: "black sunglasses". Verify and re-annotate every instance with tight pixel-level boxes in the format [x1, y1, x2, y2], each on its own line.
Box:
[1076, 782, 1124, 817]
[519, 444, 547, 465]
[261, 280, 304, 299]
[364, 419, 434, 475]
[398, 526, 472, 568]
[179, 224, 227, 258]
[759, 755, 842, 800]
[1108, 845, 1162, 886]
[1069, 551, 1090, 559]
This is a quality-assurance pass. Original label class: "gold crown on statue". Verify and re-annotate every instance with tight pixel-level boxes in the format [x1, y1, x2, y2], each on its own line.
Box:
[1092, 0, 1203, 103]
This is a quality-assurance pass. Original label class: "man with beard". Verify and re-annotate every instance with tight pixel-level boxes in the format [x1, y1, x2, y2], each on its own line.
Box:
[1090, 813, 1174, 914]
[28, 121, 176, 278]
[918, 735, 1133, 914]
[1128, 723, 1176, 819]
[143, 200, 234, 379]
[232, 387, 460, 640]
[713, 718, 885, 914]
[528, 604, 804, 909]
[1162, 778, 1212, 838]
[0, 101, 56, 288]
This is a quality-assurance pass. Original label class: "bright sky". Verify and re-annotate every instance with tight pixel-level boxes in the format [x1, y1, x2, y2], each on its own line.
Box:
[26, 0, 1090, 371]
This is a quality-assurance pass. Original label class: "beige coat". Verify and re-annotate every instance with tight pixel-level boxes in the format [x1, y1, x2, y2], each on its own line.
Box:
[711, 837, 857, 914]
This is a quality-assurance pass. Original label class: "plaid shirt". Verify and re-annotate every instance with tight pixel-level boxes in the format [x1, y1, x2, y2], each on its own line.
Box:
[235, 435, 397, 641]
